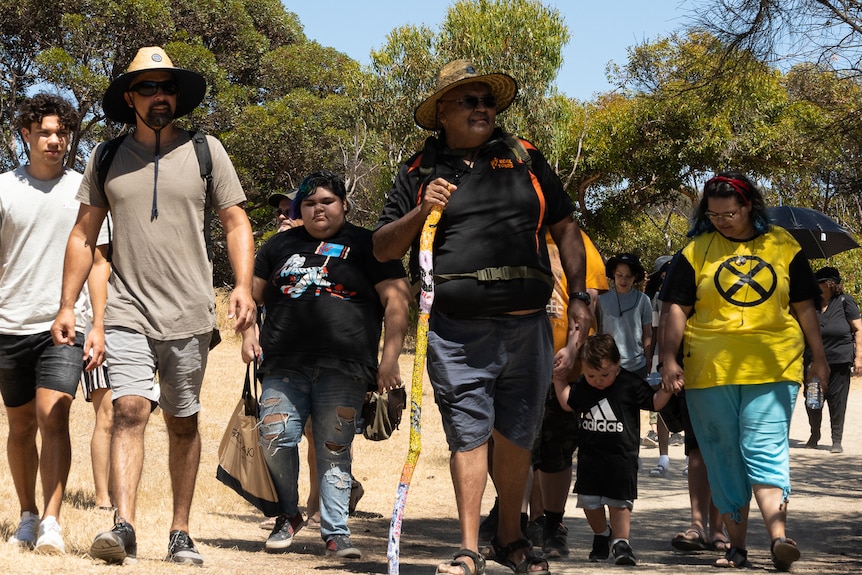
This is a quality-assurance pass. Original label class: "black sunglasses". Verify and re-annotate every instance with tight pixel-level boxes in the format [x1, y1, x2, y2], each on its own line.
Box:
[274, 207, 292, 217]
[439, 95, 498, 110]
[128, 80, 179, 97]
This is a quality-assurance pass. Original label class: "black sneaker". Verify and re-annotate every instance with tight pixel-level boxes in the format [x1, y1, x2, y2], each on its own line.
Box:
[165, 530, 204, 565]
[589, 528, 611, 562]
[525, 515, 546, 546]
[478, 499, 499, 541]
[542, 521, 569, 558]
[325, 534, 361, 559]
[90, 520, 137, 565]
[265, 513, 304, 552]
[612, 540, 637, 566]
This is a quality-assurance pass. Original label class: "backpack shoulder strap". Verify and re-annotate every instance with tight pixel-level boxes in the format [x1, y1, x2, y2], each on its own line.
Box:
[95, 134, 129, 208]
[188, 130, 215, 261]
[504, 134, 532, 168]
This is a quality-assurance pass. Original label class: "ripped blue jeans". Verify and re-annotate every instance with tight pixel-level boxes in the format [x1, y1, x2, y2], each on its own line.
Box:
[259, 365, 365, 540]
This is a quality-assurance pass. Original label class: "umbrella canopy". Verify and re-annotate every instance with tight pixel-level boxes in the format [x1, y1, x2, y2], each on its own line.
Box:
[767, 206, 860, 259]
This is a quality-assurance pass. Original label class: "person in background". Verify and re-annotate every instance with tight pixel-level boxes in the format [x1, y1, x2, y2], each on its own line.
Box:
[660, 171, 827, 570]
[599, 253, 652, 378]
[242, 171, 410, 559]
[804, 266, 862, 454]
[269, 189, 300, 233]
[0, 93, 95, 555]
[373, 59, 591, 575]
[52, 46, 256, 566]
[552, 334, 672, 566]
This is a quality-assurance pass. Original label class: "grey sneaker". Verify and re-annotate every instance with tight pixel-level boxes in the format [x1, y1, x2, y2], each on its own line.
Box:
[612, 540, 637, 566]
[642, 430, 659, 447]
[669, 432, 684, 445]
[830, 442, 843, 454]
[90, 520, 137, 565]
[165, 530, 203, 565]
[34, 517, 65, 555]
[265, 513, 304, 552]
[325, 534, 361, 559]
[542, 522, 569, 558]
[8, 511, 40, 549]
[525, 515, 545, 546]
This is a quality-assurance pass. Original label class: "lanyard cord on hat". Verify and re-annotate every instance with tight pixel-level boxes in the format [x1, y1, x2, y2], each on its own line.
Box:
[132, 106, 167, 221]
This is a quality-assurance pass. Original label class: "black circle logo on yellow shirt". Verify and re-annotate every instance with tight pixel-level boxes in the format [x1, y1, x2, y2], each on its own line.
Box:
[714, 256, 776, 307]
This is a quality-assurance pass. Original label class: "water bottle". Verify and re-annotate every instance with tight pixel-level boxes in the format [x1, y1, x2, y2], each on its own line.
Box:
[805, 378, 823, 410]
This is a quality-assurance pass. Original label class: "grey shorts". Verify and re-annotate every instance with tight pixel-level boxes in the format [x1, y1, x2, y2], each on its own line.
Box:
[0, 332, 83, 407]
[427, 311, 553, 452]
[105, 327, 211, 417]
[577, 494, 634, 511]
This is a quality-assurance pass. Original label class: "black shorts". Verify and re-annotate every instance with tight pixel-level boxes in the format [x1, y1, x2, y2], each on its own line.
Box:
[532, 393, 578, 473]
[0, 332, 83, 407]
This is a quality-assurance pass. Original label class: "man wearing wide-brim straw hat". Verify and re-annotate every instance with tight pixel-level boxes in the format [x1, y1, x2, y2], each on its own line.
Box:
[374, 59, 592, 575]
[51, 46, 256, 566]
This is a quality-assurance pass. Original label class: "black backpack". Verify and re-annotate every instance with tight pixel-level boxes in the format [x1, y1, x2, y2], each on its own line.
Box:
[94, 130, 214, 261]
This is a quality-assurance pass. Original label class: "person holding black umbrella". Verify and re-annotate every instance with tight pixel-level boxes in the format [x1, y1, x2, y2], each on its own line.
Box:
[804, 266, 862, 454]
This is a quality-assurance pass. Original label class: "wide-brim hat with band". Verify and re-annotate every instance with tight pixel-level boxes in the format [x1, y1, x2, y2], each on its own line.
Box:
[414, 59, 518, 131]
[267, 189, 298, 208]
[102, 46, 207, 124]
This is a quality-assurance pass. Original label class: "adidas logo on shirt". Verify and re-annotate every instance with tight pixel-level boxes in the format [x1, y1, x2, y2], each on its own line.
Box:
[581, 398, 624, 433]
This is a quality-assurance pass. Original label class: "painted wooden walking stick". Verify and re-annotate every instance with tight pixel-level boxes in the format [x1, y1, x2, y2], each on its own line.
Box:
[387, 204, 443, 575]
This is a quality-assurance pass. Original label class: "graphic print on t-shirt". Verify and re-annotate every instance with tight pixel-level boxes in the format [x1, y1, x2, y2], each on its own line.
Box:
[714, 255, 777, 307]
[276, 243, 357, 300]
[581, 398, 624, 433]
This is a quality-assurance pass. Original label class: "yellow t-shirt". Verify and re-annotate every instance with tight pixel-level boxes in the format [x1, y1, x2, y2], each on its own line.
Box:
[546, 230, 608, 352]
[680, 228, 805, 388]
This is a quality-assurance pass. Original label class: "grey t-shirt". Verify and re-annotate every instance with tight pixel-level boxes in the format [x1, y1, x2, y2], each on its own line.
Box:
[77, 131, 246, 340]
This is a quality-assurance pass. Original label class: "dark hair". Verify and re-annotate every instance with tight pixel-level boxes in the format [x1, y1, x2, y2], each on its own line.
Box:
[15, 93, 79, 133]
[580, 333, 621, 370]
[290, 170, 349, 219]
[688, 171, 770, 237]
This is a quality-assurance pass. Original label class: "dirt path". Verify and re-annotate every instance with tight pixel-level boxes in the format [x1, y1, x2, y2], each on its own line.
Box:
[0, 342, 860, 574]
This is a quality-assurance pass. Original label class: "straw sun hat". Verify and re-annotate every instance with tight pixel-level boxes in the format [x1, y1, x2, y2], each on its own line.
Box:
[102, 46, 206, 124]
[413, 59, 518, 130]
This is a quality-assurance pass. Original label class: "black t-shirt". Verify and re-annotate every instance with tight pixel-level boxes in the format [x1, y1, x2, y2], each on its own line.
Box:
[816, 294, 860, 364]
[375, 130, 576, 317]
[567, 368, 656, 500]
[254, 223, 406, 374]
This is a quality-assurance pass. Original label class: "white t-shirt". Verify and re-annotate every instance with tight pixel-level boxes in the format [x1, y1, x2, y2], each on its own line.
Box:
[0, 166, 88, 334]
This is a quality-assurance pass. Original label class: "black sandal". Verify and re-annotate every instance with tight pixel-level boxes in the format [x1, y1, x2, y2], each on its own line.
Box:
[771, 537, 800, 572]
[714, 546, 750, 568]
[490, 536, 549, 575]
[436, 549, 485, 575]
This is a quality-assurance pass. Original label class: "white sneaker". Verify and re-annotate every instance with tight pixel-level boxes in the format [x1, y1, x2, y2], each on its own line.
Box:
[34, 516, 65, 554]
[8, 512, 40, 549]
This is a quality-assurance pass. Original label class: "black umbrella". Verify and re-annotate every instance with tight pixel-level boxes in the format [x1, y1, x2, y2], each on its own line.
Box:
[767, 206, 860, 259]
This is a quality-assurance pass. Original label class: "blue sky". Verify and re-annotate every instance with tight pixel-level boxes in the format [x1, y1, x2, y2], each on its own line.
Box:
[282, 1, 692, 101]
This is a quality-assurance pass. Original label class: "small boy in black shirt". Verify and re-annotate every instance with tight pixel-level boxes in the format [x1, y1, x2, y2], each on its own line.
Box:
[553, 333, 672, 566]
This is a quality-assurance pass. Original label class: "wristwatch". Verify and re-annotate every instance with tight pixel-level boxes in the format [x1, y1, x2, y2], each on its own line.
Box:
[569, 291, 591, 305]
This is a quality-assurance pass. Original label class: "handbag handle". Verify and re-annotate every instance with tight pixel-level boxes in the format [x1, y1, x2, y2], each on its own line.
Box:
[242, 362, 261, 418]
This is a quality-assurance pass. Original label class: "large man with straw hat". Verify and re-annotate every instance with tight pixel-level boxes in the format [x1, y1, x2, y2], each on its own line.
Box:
[374, 59, 591, 575]
[51, 46, 256, 566]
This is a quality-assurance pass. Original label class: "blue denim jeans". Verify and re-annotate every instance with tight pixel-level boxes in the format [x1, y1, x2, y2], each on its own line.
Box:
[259, 365, 365, 540]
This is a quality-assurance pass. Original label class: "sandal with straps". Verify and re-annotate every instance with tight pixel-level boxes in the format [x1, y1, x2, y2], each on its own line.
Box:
[714, 546, 750, 568]
[436, 549, 486, 575]
[490, 536, 549, 575]
[771, 537, 800, 572]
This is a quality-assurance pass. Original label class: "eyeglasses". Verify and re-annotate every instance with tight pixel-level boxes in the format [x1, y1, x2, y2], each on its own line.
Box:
[274, 208, 291, 218]
[439, 95, 498, 110]
[705, 210, 740, 222]
[128, 80, 179, 97]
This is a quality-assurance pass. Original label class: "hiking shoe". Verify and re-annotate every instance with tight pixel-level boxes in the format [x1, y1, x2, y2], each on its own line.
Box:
[90, 520, 137, 565]
[830, 442, 843, 454]
[165, 530, 203, 565]
[669, 432, 684, 445]
[642, 430, 659, 448]
[612, 540, 637, 565]
[589, 528, 611, 561]
[8, 511, 40, 549]
[348, 479, 364, 515]
[265, 513, 304, 552]
[478, 499, 499, 541]
[525, 515, 545, 546]
[805, 434, 820, 448]
[542, 521, 569, 558]
[34, 517, 65, 554]
[325, 534, 361, 559]
[649, 463, 669, 478]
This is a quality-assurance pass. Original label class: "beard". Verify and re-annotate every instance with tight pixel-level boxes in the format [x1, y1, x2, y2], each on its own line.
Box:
[146, 104, 174, 127]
